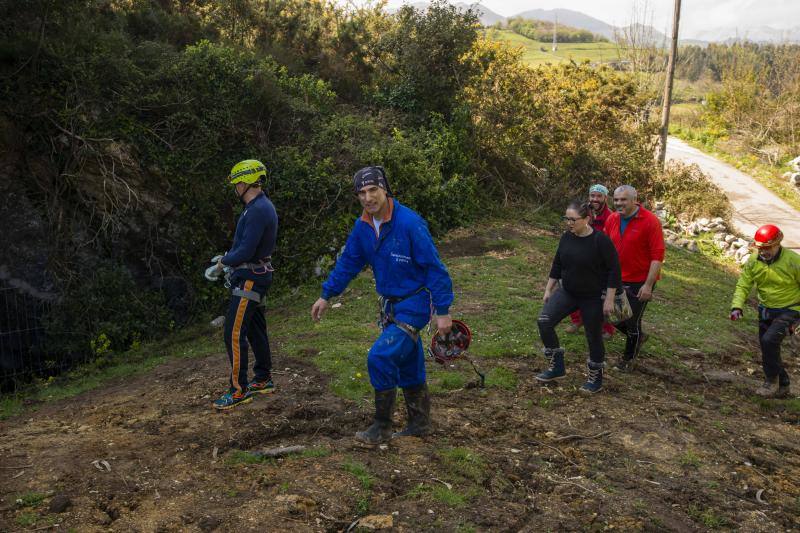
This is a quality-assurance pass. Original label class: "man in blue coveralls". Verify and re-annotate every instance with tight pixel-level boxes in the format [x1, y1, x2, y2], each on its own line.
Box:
[209, 159, 279, 410]
[311, 166, 454, 444]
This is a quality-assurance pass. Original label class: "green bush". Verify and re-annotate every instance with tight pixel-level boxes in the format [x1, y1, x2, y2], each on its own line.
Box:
[42, 267, 172, 360]
[649, 162, 732, 220]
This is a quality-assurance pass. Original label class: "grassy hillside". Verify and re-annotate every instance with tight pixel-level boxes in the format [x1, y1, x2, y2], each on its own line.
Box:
[484, 29, 621, 66]
[3, 213, 799, 531]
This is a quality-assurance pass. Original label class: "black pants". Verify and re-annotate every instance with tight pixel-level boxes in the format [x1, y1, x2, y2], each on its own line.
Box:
[614, 281, 653, 359]
[223, 276, 272, 395]
[758, 307, 799, 386]
[538, 288, 605, 364]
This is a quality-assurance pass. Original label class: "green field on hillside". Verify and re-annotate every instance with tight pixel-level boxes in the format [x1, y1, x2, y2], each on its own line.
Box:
[484, 29, 621, 66]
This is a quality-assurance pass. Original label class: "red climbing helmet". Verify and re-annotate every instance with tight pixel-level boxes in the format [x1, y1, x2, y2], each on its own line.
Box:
[753, 224, 783, 248]
[429, 320, 472, 365]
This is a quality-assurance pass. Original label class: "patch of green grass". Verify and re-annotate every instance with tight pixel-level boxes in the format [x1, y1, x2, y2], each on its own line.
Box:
[278, 481, 290, 494]
[300, 446, 331, 458]
[342, 458, 374, 491]
[431, 485, 468, 507]
[15, 511, 38, 527]
[224, 449, 274, 465]
[16, 491, 46, 508]
[483, 28, 621, 66]
[432, 370, 469, 391]
[355, 496, 370, 515]
[486, 366, 517, 390]
[438, 447, 486, 483]
[679, 451, 702, 468]
[751, 395, 800, 414]
[406, 483, 432, 500]
[456, 524, 478, 533]
[538, 396, 555, 409]
[688, 503, 727, 528]
[687, 394, 705, 407]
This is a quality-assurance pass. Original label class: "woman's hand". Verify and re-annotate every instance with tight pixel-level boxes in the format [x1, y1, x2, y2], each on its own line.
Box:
[603, 297, 615, 317]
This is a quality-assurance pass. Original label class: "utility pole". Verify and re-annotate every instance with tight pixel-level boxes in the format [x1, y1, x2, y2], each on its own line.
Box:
[657, 0, 681, 167]
[552, 13, 558, 52]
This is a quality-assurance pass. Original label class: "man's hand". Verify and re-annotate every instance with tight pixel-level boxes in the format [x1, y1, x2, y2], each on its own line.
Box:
[311, 298, 329, 322]
[636, 284, 654, 302]
[436, 314, 453, 336]
[730, 308, 743, 321]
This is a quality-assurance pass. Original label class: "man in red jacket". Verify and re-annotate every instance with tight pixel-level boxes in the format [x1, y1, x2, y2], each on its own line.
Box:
[604, 185, 665, 370]
[566, 184, 616, 340]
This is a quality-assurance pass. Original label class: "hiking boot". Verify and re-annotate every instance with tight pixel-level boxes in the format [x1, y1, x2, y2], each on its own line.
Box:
[247, 379, 275, 396]
[613, 355, 636, 372]
[213, 390, 253, 410]
[776, 384, 792, 398]
[536, 348, 566, 382]
[580, 361, 604, 394]
[393, 383, 432, 438]
[354, 388, 396, 445]
[755, 377, 780, 398]
[565, 323, 581, 334]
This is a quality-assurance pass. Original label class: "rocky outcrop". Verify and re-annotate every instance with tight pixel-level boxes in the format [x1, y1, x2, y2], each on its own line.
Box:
[653, 202, 751, 265]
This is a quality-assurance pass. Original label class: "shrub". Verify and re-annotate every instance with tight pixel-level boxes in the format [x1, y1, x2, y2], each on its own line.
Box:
[649, 162, 732, 220]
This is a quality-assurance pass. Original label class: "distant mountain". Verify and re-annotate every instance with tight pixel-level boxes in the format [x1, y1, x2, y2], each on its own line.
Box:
[689, 25, 800, 44]
[455, 3, 505, 26]
[511, 8, 615, 40]
[615, 22, 667, 46]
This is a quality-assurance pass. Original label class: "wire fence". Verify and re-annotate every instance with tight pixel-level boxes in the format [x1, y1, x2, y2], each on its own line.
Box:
[0, 286, 85, 393]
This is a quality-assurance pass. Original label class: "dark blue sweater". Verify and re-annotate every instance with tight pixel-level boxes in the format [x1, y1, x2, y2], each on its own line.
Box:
[222, 192, 278, 283]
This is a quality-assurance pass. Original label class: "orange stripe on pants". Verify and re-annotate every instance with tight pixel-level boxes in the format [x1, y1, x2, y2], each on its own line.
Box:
[231, 280, 254, 394]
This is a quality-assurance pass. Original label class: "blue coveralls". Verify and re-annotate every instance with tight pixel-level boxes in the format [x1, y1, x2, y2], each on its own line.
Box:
[321, 199, 453, 391]
[221, 192, 279, 395]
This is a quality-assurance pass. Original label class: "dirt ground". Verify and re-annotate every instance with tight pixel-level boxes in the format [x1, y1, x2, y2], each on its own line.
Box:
[2, 239, 800, 531]
[2, 340, 799, 531]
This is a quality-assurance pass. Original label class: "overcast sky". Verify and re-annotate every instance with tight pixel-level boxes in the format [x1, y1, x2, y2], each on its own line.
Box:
[381, 0, 800, 36]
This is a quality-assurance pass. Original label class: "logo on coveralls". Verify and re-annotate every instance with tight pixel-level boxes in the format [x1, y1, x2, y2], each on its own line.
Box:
[391, 252, 411, 264]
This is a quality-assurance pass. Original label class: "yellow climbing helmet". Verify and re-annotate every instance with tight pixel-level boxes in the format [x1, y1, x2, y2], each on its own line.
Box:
[229, 159, 267, 186]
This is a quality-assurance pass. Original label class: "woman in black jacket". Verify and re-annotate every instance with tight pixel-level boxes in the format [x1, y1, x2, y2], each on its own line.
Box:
[536, 201, 622, 393]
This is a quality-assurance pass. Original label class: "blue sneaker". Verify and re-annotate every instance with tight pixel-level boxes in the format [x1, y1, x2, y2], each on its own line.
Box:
[536, 348, 566, 382]
[247, 379, 275, 396]
[580, 362, 604, 393]
[213, 390, 253, 410]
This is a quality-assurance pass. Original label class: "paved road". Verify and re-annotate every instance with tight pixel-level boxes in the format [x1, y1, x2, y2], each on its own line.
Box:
[666, 137, 800, 251]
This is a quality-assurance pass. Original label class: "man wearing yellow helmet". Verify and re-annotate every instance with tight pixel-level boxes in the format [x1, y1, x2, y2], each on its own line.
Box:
[211, 159, 279, 410]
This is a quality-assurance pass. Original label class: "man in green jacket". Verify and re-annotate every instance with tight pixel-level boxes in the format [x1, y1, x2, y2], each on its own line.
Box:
[730, 224, 800, 398]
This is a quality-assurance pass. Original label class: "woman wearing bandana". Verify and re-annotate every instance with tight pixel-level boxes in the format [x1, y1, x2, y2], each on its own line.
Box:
[311, 166, 454, 445]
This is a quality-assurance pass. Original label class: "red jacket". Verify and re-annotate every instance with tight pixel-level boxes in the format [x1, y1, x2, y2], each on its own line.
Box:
[605, 206, 665, 283]
[591, 204, 612, 233]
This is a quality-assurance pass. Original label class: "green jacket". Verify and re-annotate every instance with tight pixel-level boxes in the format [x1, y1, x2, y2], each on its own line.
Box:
[731, 247, 800, 312]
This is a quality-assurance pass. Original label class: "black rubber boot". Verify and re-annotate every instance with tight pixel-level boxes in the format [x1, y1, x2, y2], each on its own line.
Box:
[392, 383, 432, 438]
[354, 388, 396, 445]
